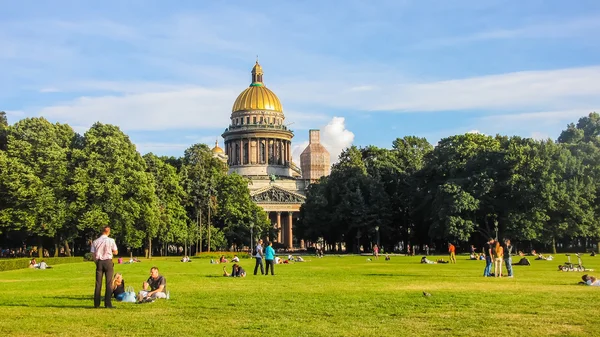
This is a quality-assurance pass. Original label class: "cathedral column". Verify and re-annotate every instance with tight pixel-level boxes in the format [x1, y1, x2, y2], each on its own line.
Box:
[276, 212, 282, 243]
[279, 140, 283, 165]
[237, 138, 244, 165]
[250, 137, 255, 164]
[266, 139, 270, 164]
[286, 212, 293, 249]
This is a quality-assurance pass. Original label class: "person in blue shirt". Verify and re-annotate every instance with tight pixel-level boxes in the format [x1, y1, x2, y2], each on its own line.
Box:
[264, 241, 276, 275]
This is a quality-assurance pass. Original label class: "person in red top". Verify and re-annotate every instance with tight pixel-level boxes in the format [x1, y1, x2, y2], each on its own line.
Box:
[448, 243, 456, 264]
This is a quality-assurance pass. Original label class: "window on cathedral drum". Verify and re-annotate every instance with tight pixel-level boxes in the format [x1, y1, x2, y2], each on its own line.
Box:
[260, 142, 266, 163]
[243, 142, 249, 164]
[253, 116, 257, 124]
[246, 117, 250, 124]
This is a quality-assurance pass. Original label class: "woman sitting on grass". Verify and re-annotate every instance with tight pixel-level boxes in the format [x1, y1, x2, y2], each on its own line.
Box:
[219, 255, 228, 264]
[112, 273, 126, 301]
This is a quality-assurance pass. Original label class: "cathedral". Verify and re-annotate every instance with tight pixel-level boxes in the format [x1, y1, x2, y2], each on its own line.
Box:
[212, 61, 330, 249]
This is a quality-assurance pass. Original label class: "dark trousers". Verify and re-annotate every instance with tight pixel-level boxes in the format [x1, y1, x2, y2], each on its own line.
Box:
[265, 259, 274, 275]
[254, 257, 264, 275]
[94, 259, 114, 308]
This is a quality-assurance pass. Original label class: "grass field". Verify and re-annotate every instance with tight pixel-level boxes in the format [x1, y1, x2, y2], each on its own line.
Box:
[1, 254, 599, 337]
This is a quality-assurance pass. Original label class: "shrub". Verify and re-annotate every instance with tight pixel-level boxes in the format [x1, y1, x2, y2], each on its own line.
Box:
[0, 257, 86, 272]
[194, 252, 251, 260]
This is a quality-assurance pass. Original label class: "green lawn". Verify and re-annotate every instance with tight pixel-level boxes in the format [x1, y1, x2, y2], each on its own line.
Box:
[1, 254, 599, 337]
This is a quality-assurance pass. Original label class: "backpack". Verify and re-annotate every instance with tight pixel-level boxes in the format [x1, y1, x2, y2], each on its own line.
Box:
[253, 246, 259, 256]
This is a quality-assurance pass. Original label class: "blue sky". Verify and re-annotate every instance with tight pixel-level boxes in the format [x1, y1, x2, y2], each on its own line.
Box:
[2, 0, 600, 162]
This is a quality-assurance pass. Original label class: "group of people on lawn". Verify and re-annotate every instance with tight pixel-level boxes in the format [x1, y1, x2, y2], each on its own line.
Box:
[91, 226, 168, 308]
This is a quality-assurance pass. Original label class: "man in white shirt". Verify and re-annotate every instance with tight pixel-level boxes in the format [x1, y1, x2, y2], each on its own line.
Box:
[91, 226, 118, 308]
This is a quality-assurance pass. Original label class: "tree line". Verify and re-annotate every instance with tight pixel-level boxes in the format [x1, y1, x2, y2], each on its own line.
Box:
[0, 113, 270, 258]
[298, 112, 600, 254]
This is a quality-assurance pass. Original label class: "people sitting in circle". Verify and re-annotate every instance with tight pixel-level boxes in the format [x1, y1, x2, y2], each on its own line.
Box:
[112, 273, 126, 301]
[29, 258, 37, 268]
[181, 256, 191, 263]
[219, 255, 228, 264]
[138, 267, 167, 302]
[385, 254, 391, 261]
[580, 274, 600, 286]
[223, 264, 246, 277]
[231, 255, 240, 262]
[421, 256, 436, 264]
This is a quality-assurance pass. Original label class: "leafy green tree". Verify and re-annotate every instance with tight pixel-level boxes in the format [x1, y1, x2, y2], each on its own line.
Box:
[71, 123, 159, 251]
[215, 173, 269, 249]
[0, 111, 7, 151]
[144, 153, 189, 257]
[1, 118, 75, 257]
[180, 143, 227, 252]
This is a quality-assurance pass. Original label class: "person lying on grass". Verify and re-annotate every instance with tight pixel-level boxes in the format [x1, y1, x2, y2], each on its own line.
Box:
[223, 264, 246, 277]
[421, 256, 436, 264]
[138, 267, 167, 301]
[580, 274, 600, 286]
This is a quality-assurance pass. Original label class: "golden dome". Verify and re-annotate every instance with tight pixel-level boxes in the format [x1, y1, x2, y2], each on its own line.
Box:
[232, 61, 283, 113]
[212, 139, 224, 154]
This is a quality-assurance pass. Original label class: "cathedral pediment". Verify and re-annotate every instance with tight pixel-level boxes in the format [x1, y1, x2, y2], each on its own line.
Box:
[251, 185, 306, 204]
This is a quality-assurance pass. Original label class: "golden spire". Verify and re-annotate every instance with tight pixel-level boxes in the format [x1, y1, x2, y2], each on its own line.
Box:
[251, 58, 264, 85]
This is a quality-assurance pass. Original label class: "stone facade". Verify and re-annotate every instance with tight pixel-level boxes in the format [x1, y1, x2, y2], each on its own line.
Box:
[215, 61, 330, 250]
[300, 130, 331, 182]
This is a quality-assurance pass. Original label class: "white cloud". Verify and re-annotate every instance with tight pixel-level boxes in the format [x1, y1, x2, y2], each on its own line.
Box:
[478, 109, 594, 126]
[36, 87, 238, 131]
[320, 117, 355, 163]
[414, 15, 600, 49]
[530, 132, 550, 140]
[274, 66, 600, 115]
[291, 116, 354, 166]
[467, 130, 481, 134]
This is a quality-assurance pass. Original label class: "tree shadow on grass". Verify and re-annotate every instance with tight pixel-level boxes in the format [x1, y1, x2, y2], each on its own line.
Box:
[364, 273, 424, 277]
[49, 295, 93, 301]
[0, 303, 97, 309]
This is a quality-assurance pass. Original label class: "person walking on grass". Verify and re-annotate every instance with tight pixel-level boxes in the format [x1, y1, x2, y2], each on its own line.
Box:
[494, 241, 504, 277]
[483, 238, 494, 277]
[504, 239, 514, 278]
[254, 239, 265, 275]
[91, 226, 118, 309]
[264, 241, 275, 275]
[448, 243, 456, 264]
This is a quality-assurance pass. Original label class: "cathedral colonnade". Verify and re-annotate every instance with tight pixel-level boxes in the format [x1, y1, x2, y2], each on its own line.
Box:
[225, 137, 292, 166]
[264, 211, 303, 249]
